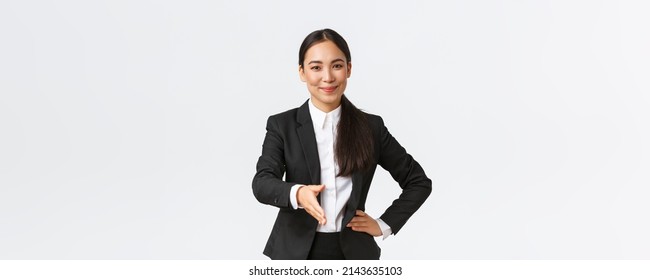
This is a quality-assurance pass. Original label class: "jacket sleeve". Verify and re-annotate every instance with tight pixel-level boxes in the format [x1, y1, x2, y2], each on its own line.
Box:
[376, 116, 432, 234]
[252, 116, 295, 208]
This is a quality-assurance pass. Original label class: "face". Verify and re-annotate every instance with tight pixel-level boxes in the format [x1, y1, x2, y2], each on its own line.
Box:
[299, 40, 352, 112]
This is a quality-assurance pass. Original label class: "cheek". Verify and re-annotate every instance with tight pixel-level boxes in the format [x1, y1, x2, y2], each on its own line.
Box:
[306, 75, 321, 86]
[336, 71, 348, 81]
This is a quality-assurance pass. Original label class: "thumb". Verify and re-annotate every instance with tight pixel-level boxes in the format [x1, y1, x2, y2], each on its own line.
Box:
[313, 184, 326, 192]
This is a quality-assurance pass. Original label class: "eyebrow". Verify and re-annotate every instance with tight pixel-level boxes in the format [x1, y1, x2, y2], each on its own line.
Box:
[308, 58, 345, 64]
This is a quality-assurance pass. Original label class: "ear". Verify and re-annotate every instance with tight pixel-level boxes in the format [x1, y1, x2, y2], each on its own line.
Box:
[346, 62, 352, 78]
[299, 65, 306, 82]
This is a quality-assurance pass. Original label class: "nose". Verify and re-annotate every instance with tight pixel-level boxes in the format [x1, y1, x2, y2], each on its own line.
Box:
[322, 68, 334, 83]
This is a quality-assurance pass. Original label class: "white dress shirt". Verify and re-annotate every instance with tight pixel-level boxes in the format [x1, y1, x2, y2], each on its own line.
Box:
[289, 99, 392, 239]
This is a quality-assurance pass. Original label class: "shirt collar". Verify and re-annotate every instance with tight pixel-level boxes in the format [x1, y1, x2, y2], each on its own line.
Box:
[308, 98, 342, 129]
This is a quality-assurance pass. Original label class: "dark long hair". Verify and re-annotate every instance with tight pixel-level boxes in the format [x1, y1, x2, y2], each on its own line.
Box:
[299, 29, 374, 176]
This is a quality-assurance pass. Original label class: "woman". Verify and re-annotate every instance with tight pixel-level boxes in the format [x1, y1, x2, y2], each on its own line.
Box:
[252, 28, 432, 260]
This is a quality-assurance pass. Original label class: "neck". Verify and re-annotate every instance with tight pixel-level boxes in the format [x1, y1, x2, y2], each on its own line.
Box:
[311, 100, 340, 113]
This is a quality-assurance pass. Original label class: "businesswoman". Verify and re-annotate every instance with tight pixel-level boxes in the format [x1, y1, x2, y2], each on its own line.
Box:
[252, 28, 432, 260]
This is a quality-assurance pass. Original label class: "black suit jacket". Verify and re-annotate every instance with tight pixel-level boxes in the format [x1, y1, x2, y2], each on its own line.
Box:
[252, 100, 432, 259]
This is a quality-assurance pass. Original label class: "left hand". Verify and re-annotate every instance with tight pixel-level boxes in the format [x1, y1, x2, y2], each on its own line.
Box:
[346, 210, 382, 237]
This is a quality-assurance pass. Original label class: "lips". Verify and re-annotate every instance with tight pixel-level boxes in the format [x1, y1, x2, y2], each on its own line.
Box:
[320, 86, 337, 93]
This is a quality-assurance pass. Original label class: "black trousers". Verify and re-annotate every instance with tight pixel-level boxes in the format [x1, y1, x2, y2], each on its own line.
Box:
[307, 232, 345, 260]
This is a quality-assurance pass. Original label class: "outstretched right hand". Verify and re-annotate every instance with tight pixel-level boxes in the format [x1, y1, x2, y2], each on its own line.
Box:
[297, 185, 326, 225]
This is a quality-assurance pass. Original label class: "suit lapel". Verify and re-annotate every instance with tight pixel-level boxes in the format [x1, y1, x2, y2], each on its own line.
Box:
[296, 100, 321, 185]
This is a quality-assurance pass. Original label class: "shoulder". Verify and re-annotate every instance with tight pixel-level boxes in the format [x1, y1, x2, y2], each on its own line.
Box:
[268, 107, 299, 122]
[264, 102, 305, 131]
[267, 99, 309, 122]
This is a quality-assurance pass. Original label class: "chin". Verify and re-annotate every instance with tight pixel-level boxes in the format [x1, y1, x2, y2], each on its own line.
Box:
[321, 94, 342, 103]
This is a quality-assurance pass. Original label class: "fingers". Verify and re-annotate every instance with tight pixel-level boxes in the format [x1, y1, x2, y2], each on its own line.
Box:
[303, 197, 326, 225]
[347, 221, 372, 232]
[307, 185, 326, 224]
[347, 210, 382, 236]
[346, 215, 370, 227]
[307, 203, 326, 225]
[297, 185, 327, 225]
[346, 211, 369, 228]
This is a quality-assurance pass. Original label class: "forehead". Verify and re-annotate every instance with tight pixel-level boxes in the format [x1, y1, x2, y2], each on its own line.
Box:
[305, 40, 346, 61]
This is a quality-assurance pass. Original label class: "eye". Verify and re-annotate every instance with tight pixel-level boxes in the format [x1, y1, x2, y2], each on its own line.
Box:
[333, 64, 343, 69]
[310, 66, 321, 71]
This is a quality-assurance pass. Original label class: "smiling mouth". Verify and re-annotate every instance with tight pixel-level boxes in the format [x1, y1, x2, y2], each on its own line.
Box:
[320, 86, 338, 93]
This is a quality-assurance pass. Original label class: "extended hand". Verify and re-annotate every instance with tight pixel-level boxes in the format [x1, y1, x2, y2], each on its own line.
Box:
[297, 185, 326, 225]
[346, 210, 382, 237]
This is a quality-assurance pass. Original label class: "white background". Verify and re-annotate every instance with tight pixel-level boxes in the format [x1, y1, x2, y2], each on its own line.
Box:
[1, 0, 648, 259]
